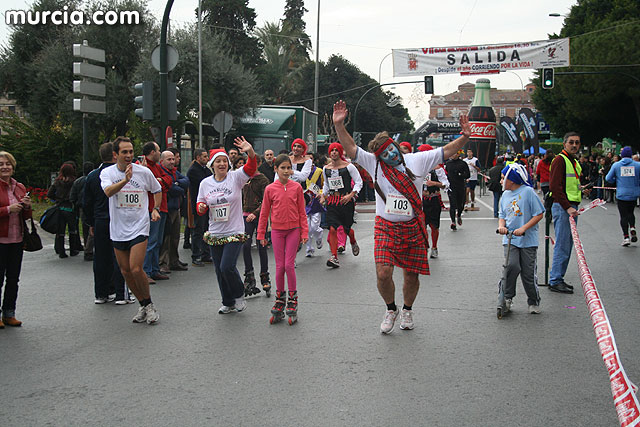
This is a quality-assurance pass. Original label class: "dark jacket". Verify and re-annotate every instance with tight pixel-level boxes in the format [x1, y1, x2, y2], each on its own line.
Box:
[242, 172, 270, 216]
[161, 165, 189, 212]
[83, 163, 113, 225]
[258, 160, 275, 182]
[187, 161, 212, 210]
[445, 158, 470, 190]
[48, 178, 75, 208]
[488, 164, 504, 192]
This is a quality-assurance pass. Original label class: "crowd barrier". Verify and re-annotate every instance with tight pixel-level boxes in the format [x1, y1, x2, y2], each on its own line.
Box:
[569, 215, 639, 426]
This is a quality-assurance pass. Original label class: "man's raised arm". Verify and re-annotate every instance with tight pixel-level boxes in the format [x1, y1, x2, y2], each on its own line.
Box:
[332, 100, 357, 160]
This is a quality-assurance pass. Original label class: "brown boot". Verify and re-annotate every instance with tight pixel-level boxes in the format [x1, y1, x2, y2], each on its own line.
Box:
[0, 319, 4, 328]
[2, 317, 22, 327]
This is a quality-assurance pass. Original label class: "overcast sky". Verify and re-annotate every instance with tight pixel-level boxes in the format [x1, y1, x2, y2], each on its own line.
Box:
[1, 0, 578, 126]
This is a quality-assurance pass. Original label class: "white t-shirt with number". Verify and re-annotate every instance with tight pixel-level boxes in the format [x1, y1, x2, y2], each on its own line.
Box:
[197, 168, 251, 237]
[464, 157, 480, 180]
[354, 146, 444, 222]
[100, 163, 162, 242]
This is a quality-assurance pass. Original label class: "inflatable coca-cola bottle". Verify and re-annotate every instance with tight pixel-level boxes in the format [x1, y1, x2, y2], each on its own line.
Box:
[467, 78, 497, 168]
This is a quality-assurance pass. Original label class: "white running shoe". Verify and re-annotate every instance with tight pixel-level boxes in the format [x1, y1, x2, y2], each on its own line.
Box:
[305, 249, 314, 257]
[235, 296, 246, 312]
[622, 237, 631, 247]
[352, 242, 360, 256]
[218, 305, 234, 314]
[528, 304, 542, 314]
[380, 309, 399, 334]
[145, 303, 159, 324]
[430, 248, 438, 258]
[316, 238, 323, 249]
[505, 298, 513, 313]
[115, 297, 135, 305]
[132, 306, 147, 323]
[399, 309, 415, 330]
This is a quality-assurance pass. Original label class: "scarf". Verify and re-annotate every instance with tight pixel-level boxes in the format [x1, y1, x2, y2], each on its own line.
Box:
[378, 161, 428, 246]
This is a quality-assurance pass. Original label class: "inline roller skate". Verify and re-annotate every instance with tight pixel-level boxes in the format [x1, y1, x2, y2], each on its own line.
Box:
[244, 271, 260, 297]
[286, 291, 298, 325]
[260, 272, 272, 297]
[269, 291, 286, 324]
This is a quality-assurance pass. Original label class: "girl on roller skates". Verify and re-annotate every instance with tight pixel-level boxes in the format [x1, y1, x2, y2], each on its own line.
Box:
[258, 154, 309, 324]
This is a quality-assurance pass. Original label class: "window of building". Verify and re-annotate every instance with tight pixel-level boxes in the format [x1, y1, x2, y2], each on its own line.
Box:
[437, 108, 444, 119]
[500, 108, 506, 117]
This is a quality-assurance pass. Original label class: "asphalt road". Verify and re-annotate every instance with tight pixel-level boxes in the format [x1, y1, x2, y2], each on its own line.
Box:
[1, 192, 637, 426]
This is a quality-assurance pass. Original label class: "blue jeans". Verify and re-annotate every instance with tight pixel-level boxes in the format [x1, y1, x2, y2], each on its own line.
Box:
[210, 241, 244, 307]
[144, 211, 167, 276]
[492, 190, 502, 218]
[549, 202, 578, 285]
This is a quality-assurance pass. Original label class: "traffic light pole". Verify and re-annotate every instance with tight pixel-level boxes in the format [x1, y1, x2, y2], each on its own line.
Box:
[352, 80, 422, 135]
[160, 0, 175, 150]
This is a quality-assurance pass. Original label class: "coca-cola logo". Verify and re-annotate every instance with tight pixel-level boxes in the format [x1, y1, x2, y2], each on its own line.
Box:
[469, 122, 496, 139]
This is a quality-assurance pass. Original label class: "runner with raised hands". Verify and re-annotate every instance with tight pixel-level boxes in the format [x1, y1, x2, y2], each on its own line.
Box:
[332, 100, 470, 334]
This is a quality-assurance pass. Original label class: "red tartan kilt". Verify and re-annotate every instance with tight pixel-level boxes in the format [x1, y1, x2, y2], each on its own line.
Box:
[374, 216, 429, 275]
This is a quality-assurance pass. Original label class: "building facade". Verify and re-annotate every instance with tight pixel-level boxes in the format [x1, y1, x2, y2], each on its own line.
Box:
[428, 82, 536, 121]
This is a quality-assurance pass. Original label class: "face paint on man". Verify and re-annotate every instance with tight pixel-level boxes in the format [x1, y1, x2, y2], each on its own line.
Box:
[380, 143, 402, 166]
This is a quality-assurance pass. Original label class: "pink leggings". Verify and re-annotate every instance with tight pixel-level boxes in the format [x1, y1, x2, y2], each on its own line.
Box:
[271, 228, 301, 293]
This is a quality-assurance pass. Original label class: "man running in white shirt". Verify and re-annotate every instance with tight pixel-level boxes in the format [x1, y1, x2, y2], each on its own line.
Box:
[101, 137, 162, 324]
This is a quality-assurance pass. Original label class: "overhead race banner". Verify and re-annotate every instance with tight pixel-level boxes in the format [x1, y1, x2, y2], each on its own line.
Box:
[392, 38, 570, 77]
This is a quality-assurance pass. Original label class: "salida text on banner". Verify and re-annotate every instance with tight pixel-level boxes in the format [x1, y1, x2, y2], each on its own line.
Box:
[392, 38, 570, 77]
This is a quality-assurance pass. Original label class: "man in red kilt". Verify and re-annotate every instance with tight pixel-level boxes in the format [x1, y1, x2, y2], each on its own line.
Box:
[332, 100, 471, 333]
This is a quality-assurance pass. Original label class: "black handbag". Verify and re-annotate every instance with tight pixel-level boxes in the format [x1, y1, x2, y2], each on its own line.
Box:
[22, 217, 43, 252]
[39, 205, 60, 234]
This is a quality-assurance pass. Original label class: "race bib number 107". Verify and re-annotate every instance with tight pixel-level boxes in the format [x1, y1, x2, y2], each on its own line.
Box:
[211, 202, 230, 222]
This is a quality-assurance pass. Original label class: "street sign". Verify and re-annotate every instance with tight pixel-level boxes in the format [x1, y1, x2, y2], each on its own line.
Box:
[151, 44, 179, 72]
[73, 80, 106, 97]
[72, 43, 105, 63]
[73, 98, 105, 114]
[73, 62, 105, 80]
[213, 111, 234, 133]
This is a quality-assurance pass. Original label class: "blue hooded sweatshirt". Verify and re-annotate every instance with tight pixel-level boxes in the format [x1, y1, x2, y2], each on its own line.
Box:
[606, 158, 640, 201]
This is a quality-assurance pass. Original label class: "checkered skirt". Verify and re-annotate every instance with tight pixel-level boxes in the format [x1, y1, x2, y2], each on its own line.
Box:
[374, 216, 429, 275]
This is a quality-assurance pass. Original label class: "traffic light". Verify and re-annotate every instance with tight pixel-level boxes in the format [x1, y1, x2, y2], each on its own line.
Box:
[542, 68, 554, 89]
[134, 81, 153, 120]
[424, 75, 434, 94]
[167, 82, 179, 121]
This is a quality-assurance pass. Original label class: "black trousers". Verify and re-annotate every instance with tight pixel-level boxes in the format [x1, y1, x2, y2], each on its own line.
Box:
[0, 242, 23, 317]
[448, 187, 465, 223]
[191, 213, 209, 261]
[93, 218, 126, 299]
[617, 200, 636, 236]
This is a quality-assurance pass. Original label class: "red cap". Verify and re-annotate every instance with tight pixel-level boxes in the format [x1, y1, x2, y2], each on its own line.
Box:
[292, 138, 308, 155]
[399, 141, 412, 151]
[418, 144, 434, 152]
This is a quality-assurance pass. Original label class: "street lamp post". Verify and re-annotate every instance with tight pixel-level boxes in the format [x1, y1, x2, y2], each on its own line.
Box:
[198, 0, 203, 148]
[313, 0, 320, 114]
[378, 52, 392, 84]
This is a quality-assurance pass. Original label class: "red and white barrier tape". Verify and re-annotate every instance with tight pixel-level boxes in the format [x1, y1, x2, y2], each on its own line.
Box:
[569, 216, 639, 427]
[593, 186, 618, 191]
[578, 198, 607, 214]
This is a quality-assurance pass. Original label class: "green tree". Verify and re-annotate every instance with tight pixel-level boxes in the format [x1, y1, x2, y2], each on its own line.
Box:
[282, 0, 311, 63]
[200, 0, 263, 71]
[532, 0, 640, 147]
[255, 21, 305, 104]
[288, 55, 413, 142]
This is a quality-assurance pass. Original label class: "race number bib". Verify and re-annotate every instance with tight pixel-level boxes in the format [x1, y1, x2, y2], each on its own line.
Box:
[385, 193, 413, 216]
[307, 183, 321, 195]
[117, 189, 144, 209]
[621, 166, 635, 177]
[211, 202, 230, 222]
[328, 176, 344, 191]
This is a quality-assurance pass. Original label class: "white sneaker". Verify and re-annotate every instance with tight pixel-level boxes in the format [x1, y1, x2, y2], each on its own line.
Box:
[145, 303, 159, 324]
[622, 237, 631, 247]
[316, 238, 323, 249]
[95, 293, 116, 304]
[218, 305, 234, 314]
[380, 309, 399, 334]
[234, 296, 246, 312]
[430, 248, 438, 258]
[399, 309, 415, 330]
[115, 297, 135, 305]
[132, 306, 147, 323]
[305, 249, 314, 257]
[528, 304, 541, 314]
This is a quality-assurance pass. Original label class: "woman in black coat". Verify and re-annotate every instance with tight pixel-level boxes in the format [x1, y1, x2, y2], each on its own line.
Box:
[47, 163, 82, 258]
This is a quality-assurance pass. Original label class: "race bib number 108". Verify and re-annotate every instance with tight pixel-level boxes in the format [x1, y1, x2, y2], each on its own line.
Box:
[117, 190, 144, 209]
